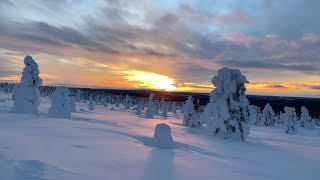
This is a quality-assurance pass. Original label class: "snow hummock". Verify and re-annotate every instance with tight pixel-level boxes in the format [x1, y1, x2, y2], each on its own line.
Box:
[12, 56, 42, 114]
[47, 86, 71, 119]
[205, 67, 250, 140]
[153, 123, 174, 149]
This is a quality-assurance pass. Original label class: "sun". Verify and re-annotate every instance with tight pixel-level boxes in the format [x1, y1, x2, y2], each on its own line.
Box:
[122, 70, 177, 91]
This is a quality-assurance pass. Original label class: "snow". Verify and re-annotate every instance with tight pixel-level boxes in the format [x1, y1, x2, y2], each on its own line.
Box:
[0, 92, 320, 180]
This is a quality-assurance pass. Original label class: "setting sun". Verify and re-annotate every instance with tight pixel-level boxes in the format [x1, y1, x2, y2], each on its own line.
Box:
[122, 70, 177, 91]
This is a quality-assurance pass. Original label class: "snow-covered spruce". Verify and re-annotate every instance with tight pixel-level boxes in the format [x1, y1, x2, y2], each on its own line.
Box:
[88, 96, 95, 110]
[124, 95, 130, 109]
[300, 106, 316, 129]
[283, 106, 298, 134]
[75, 90, 81, 102]
[153, 123, 174, 149]
[146, 93, 155, 119]
[248, 105, 260, 125]
[183, 96, 195, 126]
[189, 111, 202, 128]
[162, 102, 168, 118]
[171, 102, 177, 114]
[12, 56, 42, 114]
[205, 67, 250, 141]
[135, 101, 142, 115]
[259, 103, 276, 126]
[47, 86, 71, 119]
[69, 96, 77, 112]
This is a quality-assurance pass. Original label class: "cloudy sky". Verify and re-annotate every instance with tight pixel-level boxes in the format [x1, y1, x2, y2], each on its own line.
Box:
[0, 0, 319, 97]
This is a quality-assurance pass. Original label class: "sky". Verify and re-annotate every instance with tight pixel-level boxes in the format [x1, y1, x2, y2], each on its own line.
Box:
[0, 0, 319, 97]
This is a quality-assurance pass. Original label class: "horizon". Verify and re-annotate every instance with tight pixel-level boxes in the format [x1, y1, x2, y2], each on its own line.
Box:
[0, 0, 320, 97]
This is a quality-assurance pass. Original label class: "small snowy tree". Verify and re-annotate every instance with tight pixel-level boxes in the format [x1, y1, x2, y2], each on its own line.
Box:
[260, 103, 276, 126]
[146, 93, 155, 118]
[12, 56, 42, 114]
[183, 96, 195, 126]
[88, 96, 95, 110]
[205, 67, 250, 141]
[189, 111, 202, 128]
[300, 106, 315, 129]
[124, 95, 130, 109]
[162, 102, 168, 118]
[75, 90, 81, 102]
[171, 102, 177, 114]
[136, 101, 142, 115]
[47, 86, 71, 119]
[248, 105, 259, 125]
[283, 106, 298, 134]
[69, 96, 77, 112]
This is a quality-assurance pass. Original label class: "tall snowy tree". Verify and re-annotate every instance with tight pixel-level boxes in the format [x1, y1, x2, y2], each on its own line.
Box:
[248, 105, 260, 125]
[146, 93, 155, 118]
[47, 86, 71, 119]
[205, 67, 250, 141]
[300, 106, 315, 129]
[283, 106, 298, 134]
[260, 103, 276, 126]
[12, 56, 43, 114]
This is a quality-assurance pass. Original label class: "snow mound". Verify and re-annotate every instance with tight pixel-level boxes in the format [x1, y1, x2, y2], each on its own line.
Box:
[153, 124, 174, 149]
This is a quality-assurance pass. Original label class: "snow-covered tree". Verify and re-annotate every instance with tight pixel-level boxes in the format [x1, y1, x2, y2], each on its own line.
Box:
[95, 95, 101, 105]
[88, 96, 95, 110]
[183, 96, 195, 126]
[12, 56, 43, 114]
[189, 111, 202, 128]
[124, 95, 130, 109]
[283, 106, 298, 134]
[153, 123, 174, 149]
[75, 90, 81, 102]
[260, 103, 276, 126]
[102, 97, 108, 107]
[69, 96, 77, 112]
[146, 93, 155, 118]
[47, 86, 71, 119]
[248, 105, 260, 125]
[205, 67, 250, 141]
[171, 102, 177, 114]
[300, 106, 316, 129]
[135, 101, 142, 115]
[162, 102, 168, 118]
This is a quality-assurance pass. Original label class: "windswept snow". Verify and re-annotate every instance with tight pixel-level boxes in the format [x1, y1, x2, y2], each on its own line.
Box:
[0, 92, 320, 180]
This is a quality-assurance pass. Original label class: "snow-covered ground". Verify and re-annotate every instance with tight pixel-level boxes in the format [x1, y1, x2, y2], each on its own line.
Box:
[0, 92, 319, 180]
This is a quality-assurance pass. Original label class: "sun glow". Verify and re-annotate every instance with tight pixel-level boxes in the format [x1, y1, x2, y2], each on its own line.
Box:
[122, 70, 177, 91]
